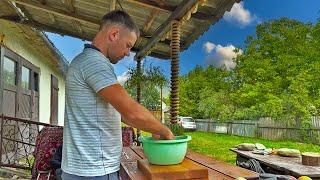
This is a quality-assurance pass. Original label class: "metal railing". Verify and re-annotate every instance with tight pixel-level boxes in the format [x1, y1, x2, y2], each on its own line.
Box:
[0, 115, 55, 170]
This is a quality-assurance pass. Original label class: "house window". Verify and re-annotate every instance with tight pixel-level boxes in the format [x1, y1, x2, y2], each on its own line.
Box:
[1, 45, 40, 121]
[3, 56, 16, 86]
[21, 66, 30, 90]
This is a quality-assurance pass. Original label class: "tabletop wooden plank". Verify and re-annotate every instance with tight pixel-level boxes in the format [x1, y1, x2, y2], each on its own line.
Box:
[230, 148, 320, 177]
[186, 150, 259, 180]
[137, 159, 209, 180]
[120, 147, 147, 180]
[131, 146, 146, 159]
[130, 146, 258, 180]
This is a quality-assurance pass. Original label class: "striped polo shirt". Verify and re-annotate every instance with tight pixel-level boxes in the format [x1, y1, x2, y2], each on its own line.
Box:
[62, 45, 122, 176]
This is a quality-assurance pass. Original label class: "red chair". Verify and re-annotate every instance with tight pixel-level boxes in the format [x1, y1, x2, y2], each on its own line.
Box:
[32, 126, 63, 180]
[122, 127, 136, 147]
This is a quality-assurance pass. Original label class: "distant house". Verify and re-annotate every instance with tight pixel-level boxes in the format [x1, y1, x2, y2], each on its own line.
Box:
[0, 19, 68, 125]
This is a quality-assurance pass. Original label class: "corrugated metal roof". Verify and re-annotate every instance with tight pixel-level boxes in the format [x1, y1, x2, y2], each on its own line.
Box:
[0, 0, 239, 60]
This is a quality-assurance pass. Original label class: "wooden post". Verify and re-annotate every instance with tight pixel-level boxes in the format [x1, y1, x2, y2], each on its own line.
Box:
[136, 58, 142, 146]
[160, 84, 163, 123]
[0, 114, 3, 167]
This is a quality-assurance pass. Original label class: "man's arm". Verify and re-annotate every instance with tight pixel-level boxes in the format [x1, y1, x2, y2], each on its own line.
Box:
[98, 84, 174, 140]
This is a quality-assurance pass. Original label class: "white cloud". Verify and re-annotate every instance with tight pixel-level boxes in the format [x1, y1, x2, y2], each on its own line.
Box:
[117, 71, 130, 85]
[203, 42, 242, 70]
[203, 42, 216, 54]
[223, 2, 257, 27]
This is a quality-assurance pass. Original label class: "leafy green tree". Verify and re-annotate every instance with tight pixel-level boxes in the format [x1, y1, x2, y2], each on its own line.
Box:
[233, 18, 320, 125]
[179, 66, 232, 119]
[125, 64, 167, 110]
[179, 18, 320, 129]
[125, 83, 161, 110]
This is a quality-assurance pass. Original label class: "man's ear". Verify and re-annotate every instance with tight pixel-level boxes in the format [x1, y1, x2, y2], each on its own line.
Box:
[108, 27, 120, 42]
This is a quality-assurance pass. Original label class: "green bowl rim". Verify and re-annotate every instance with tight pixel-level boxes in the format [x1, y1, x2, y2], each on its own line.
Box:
[139, 135, 191, 144]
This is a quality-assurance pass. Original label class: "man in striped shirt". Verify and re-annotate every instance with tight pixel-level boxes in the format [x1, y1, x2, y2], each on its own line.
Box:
[61, 10, 174, 180]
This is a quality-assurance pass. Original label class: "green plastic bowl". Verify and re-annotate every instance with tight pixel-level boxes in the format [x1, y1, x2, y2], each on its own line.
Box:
[139, 135, 192, 165]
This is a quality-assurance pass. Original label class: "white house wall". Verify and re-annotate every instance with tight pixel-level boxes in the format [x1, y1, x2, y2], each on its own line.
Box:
[1, 21, 65, 125]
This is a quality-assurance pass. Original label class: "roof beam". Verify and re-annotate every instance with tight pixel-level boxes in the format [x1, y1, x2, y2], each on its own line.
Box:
[39, 0, 46, 5]
[134, 0, 198, 60]
[127, 0, 174, 12]
[61, 0, 84, 38]
[72, 21, 84, 39]
[63, 0, 75, 13]
[0, 15, 74, 37]
[5, 0, 26, 21]
[11, 0, 99, 27]
[12, 0, 165, 36]
[143, 9, 159, 35]
[135, 9, 159, 50]
[110, 0, 116, 11]
[9, 0, 171, 43]
[48, 13, 56, 24]
[0, 15, 170, 57]
[126, 0, 211, 21]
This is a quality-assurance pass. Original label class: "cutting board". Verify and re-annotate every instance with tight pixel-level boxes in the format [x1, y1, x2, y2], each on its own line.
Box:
[137, 158, 208, 180]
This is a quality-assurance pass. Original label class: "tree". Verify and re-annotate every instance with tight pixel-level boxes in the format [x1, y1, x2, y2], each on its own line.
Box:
[233, 18, 320, 124]
[178, 18, 320, 127]
[125, 64, 167, 111]
[179, 65, 232, 119]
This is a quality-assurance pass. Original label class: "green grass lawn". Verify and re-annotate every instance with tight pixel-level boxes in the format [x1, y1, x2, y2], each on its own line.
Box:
[136, 129, 320, 164]
[184, 131, 320, 164]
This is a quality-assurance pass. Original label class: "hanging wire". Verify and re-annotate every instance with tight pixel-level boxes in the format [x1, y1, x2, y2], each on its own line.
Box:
[116, 0, 124, 11]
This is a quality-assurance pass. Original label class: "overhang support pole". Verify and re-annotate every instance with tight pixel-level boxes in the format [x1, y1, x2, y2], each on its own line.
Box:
[170, 21, 180, 124]
[136, 58, 142, 145]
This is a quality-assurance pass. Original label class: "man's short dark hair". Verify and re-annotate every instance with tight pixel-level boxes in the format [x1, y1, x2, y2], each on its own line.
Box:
[100, 10, 140, 36]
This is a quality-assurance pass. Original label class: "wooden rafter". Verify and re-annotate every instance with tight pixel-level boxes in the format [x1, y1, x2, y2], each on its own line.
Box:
[62, 0, 83, 38]
[110, 0, 116, 12]
[12, 0, 99, 26]
[153, 0, 166, 6]
[0, 15, 171, 59]
[142, 9, 159, 35]
[9, 0, 172, 45]
[64, 0, 75, 13]
[135, 9, 158, 50]
[127, 0, 174, 12]
[48, 13, 56, 24]
[5, 0, 25, 20]
[126, 0, 212, 21]
[39, 0, 46, 5]
[72, 21, 84, 39]
[135, 0, 198, 60]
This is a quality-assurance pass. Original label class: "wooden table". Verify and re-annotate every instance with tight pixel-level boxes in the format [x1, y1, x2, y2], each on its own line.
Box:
[230, 148, 320, 179]
[120, 146, 259, 180]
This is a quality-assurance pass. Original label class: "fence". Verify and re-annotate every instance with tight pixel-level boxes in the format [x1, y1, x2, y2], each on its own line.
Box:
[0, 115, 55, 170]
[195, 117, 320, 144]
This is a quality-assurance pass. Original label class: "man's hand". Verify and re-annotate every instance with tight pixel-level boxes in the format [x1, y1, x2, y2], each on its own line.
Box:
[152, 128, 175, 140]
[152, 134, 161, 140]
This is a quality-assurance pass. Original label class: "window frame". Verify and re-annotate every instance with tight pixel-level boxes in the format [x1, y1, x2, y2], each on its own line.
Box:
[0, 45, 40, 121]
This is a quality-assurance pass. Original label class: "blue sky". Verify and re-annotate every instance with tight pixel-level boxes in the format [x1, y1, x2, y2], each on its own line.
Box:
[47, 0, 320, 83]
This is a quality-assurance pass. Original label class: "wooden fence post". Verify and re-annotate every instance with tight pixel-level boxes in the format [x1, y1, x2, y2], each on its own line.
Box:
[0, 114, 3, 168]
[207, 119, 210, 132]
[255, 120, 259, 138]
